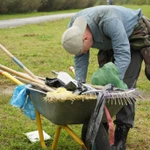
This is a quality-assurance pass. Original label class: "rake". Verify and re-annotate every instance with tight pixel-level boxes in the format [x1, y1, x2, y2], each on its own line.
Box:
[44, 71, 149, 105]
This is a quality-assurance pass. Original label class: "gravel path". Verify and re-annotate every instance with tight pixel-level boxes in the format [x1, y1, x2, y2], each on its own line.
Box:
[0, 13, 76, 28]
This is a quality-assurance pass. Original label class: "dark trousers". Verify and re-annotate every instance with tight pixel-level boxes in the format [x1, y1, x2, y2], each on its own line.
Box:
[81, 50, 143, 149]
[97, 49, 143, 128]
[114, 50, 143, 128]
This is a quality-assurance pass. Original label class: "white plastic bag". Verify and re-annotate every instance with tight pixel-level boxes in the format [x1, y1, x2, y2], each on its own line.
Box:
[24, 130, 51, 143]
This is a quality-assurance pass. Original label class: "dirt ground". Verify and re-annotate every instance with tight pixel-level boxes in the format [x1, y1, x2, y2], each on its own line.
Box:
[0, 85, 16, 95]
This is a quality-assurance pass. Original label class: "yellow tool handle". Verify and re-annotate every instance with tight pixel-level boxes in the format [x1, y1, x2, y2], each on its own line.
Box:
[0, 66, 55, 92]
[0, 64, 45, 86]
[0, 70, 23, 86]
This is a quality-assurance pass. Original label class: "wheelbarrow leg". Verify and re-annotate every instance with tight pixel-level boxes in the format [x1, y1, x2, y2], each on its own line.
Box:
[35, 110, 47, 148]
[63, 125, 87, 150]
[51, 125, 62, 150]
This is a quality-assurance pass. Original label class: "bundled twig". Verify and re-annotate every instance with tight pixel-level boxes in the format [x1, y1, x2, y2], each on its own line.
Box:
[44, 88, 97, 102]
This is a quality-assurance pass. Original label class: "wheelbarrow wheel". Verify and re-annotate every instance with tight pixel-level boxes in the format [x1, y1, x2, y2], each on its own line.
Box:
[82, 123, 110, 150]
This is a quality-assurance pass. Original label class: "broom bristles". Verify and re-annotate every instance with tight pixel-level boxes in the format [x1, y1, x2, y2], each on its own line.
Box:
[44, 87, 96, 102]
[44, 87, 150, 105]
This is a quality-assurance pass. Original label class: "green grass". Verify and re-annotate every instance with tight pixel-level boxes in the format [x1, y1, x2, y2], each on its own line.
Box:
[0, 5, 150, 150]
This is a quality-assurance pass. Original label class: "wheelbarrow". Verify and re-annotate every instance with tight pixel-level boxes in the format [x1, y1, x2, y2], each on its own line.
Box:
[1, 69, 136, 150]
[27, 86, 125, 125]
[26, 85, 127, 150]
[0, 44, 126, 149]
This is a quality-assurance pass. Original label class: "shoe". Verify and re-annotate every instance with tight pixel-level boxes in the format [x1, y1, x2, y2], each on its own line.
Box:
[110, 141, 126, 150]
[111, 124, 130, 150]
[141, 47, 150, 80]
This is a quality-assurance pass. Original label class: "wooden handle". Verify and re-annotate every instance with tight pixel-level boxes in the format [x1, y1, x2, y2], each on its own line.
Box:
[0, 64, 44, 84]
[0, 44, 37, 79]
[16, 77, 56, 92]
[0, 64, 55, 92]
[0, 69, 23, 86]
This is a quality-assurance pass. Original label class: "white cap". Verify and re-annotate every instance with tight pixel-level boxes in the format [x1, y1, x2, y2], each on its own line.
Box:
[61, 16, 87, 55]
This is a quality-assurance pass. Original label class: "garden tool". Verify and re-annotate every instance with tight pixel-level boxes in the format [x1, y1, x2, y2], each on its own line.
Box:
[0, 64, 55, 92]
[0, 44, 37, 79]
[0, 44, 55, 92]
[0, 63, 96, 101]
[0, 69, 23, 86]
[0, 65, 96, 101]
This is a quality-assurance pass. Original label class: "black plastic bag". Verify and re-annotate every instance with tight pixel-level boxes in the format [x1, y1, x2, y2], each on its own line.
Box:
[85, 92, 106, 149]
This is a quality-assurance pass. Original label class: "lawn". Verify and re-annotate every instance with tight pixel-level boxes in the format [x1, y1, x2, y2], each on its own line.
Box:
[0, 5, 150, 150]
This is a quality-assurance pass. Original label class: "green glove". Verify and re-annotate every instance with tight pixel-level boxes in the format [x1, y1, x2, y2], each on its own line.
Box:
[91, 62, 128, 89]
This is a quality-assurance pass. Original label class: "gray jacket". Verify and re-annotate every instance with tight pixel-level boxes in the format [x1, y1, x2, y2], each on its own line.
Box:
[68, 5, 142, 82]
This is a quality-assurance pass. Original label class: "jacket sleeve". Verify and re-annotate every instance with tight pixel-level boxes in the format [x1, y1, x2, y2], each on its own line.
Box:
[103, 18, 131, 80]
[74, 51, 89, 83]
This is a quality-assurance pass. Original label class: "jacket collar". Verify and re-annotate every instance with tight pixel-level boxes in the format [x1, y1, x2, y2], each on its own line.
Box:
[86, 15, 103, 43]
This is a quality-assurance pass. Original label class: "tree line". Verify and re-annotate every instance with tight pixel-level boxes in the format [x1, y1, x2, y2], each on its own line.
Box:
[0, 0, 149, 14]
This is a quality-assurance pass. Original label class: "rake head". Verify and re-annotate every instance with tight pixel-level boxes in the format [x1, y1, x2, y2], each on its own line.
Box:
[82, 87, 150, 105]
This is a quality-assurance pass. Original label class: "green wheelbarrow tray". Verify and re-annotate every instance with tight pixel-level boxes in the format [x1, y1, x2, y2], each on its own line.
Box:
[27, 86, 125, 125]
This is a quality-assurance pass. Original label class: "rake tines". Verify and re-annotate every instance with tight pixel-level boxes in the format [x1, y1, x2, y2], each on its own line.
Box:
[105, 88, 150, 105]
[104, 89, 136, 105]
[82, 88, 150, 106]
